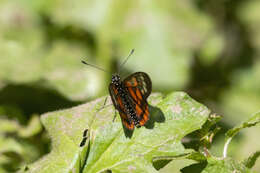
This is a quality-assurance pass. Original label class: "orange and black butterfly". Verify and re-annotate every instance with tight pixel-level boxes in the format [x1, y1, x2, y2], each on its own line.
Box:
[109, 71, 152, 130]
[82, 49, 152, 130]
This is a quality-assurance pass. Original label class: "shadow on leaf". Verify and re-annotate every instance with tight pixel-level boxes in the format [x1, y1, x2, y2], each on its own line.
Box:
[145, 104, 165, 129]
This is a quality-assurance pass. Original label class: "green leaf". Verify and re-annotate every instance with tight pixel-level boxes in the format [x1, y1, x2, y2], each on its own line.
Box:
[26, 92, 210, 173]
[242, 151, 260, 169]
[225, 112, 260, 139]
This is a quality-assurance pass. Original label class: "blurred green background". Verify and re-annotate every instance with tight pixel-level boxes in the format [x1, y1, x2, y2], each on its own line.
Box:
[0, 0, 259, 172]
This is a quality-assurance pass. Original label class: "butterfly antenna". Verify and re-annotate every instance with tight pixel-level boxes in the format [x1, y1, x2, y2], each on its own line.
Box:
[118, 49, 135, 73]
[81, 60, 108, 73]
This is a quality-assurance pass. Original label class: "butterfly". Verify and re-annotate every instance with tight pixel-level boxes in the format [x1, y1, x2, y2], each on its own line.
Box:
[109, 71, 152, 130]
[82, 49, 152, 130]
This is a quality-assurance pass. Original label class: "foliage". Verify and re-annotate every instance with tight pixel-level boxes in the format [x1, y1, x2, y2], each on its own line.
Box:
[0, 0, 260, 172]
[14, 93, 259, 173]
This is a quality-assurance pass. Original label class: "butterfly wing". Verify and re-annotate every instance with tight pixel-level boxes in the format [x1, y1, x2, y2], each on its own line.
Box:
[123, 72, 152, 126]
[109, 83, 135, 130]
[124, 72, 152, 99]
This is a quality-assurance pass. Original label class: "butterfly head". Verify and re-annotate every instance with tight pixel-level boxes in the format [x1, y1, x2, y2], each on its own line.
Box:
[111, 74, 121, 84]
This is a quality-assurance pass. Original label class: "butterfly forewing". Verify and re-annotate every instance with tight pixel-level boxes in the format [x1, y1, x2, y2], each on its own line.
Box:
[123, 72, 152, 99]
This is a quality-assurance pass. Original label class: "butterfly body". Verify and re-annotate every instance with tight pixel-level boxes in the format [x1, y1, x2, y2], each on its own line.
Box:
[109, 72, 152, 130]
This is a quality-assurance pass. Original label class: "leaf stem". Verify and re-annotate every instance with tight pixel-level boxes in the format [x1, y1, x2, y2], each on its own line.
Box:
[223, 137, 232, 158]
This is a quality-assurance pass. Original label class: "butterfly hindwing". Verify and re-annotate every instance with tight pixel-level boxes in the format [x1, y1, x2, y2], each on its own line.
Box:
[123, 72, 152, 126]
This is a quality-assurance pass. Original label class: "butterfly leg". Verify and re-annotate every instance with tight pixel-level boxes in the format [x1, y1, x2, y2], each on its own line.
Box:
[101, 96, 108, 108]
[112, 109, 117, 122]
[97, 96, 108, 112]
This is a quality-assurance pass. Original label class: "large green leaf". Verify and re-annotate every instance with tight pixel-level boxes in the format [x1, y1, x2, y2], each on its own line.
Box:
[25, 92, 210, 173]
